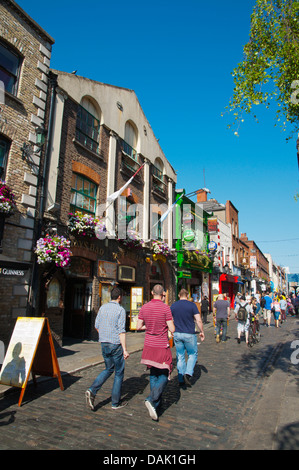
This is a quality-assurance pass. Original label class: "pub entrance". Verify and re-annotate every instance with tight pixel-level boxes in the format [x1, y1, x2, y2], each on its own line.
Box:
[63, 257, 93, 339]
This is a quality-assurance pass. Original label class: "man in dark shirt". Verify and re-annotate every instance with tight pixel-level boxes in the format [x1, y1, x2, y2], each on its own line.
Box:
[213, 294, 230, 343]
[171, 289, 205, 387]
[201, 296, 209, 324]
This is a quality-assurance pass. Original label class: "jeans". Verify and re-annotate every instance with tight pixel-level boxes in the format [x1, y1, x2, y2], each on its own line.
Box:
[146, 367, 169, 409]
[216, 318, 227, 341]
[89, 342, 125, 406]
[173, 332, 198, 384]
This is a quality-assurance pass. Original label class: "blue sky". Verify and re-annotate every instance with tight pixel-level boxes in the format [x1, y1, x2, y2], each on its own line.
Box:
[18, 0, 299, 273]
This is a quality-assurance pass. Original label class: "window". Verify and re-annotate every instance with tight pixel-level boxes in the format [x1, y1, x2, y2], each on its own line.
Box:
[119, 197, 138, 232]
[76, 98, 100, 154]
[0, 41, 22, 96]
[70, 173, 97, 215]
[123, 121, 138, 160]
[0, 135, 10, 178]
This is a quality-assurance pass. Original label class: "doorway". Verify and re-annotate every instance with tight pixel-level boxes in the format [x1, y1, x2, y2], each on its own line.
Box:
[63, 279, 93, 339]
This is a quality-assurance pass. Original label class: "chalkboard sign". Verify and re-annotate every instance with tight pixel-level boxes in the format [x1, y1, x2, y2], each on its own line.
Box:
[0, 317, 64, 406]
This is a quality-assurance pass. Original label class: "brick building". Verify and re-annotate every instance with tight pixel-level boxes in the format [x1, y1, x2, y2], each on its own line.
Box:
[0, 0, 54, 346]
[240, 233, 269, 293]
[35, 70, 177, 344]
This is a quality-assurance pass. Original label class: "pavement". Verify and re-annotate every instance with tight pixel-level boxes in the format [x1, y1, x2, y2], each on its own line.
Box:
[0, 312, 298, 450]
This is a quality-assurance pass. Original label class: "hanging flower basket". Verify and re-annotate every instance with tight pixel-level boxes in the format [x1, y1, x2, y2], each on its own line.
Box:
[0, 181, 16, 215]
[68, 211, 106, 239]
[152, 240, 172, 257]
[118, 229, 144, 250]
[35, 235, 72, 268]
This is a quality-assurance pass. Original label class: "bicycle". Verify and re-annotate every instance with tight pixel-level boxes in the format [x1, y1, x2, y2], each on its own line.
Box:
[248, 313, 261, 347]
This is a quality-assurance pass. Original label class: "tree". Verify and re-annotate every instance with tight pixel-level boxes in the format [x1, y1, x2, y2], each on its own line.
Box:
[226, 0, 299, 199]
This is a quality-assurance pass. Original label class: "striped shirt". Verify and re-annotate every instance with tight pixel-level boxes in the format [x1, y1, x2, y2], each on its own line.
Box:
[95, 301, 126, 344]
[138, 299, 173, 348]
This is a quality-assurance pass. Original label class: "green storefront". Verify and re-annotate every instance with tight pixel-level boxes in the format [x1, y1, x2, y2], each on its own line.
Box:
[174, 189, 212, 304]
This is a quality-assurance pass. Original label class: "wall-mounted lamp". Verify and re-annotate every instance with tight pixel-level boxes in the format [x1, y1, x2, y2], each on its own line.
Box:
[21, 125, 47, 163]
[35, 125, 46, 147]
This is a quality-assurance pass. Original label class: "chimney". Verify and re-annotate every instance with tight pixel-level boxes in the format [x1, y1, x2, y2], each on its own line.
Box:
[240, 233, 248, 241]
[196, 188, 209, 202]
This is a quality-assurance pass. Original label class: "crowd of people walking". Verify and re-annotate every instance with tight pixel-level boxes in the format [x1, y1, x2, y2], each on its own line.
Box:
[85, 285, 299, 422]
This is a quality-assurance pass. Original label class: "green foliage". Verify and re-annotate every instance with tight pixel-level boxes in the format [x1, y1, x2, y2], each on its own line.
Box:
[226, 0, 299, 138]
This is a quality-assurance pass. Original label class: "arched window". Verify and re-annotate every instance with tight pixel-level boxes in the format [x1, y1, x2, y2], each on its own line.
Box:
[76, 96, 101, 154]
[123, 120, 138, 160]
[153, 157, 164, 181]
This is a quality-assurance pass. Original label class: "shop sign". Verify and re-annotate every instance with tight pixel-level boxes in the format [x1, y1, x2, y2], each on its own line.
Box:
[183, 229, 195, 242]
[207, 218, 218, 233]
[250, 256, 257, 269]
[130, 287, 143, 330]
[207, 241, 217, 252]
[66, 257, 92, 278]
[98, 260, 117, 279]
[0, 267, 27, 277]
[177, 270, 192, 279]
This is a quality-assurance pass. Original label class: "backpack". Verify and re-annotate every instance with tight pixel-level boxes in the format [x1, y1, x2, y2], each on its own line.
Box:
[237, 303, 248, 322]
[260, 298, 266, 308]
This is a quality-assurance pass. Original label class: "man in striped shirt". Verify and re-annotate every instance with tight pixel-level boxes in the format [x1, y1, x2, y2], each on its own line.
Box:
[137, 284, 175, 421]
[85, 287, 129, 411]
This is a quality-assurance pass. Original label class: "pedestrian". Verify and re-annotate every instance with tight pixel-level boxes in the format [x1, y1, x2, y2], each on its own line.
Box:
[234, 292, 242, 308]
[279, 296, 287, 323]
[263, 291, 273, 327]
[260, 293, 266, 320]
[234, 295, 252, 345]
[85, 287, 129, 411]
[271, 297, 281, 328]
[200, 295, 209, 324]
[294, 294, 299, 316]
[136, 284, 175, 421]
[213, 294, 230, 343]
[170, 288, 205, 388]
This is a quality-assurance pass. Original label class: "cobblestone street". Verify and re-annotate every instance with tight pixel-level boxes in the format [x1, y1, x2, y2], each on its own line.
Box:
[0, 316, 298, 451]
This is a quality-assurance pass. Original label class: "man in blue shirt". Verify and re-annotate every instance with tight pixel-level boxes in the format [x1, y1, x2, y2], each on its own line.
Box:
[85, 287, 129, 410]
[171, 289, 205, 387]
[263, 292, 273, 327]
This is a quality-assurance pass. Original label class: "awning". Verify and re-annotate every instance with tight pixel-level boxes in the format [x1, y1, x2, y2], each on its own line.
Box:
[219, 274, 237, 283]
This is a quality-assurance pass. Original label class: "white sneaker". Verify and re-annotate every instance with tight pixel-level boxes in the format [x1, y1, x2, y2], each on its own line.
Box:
[144, 400, 158, 420]
[85, 390, 95, 410]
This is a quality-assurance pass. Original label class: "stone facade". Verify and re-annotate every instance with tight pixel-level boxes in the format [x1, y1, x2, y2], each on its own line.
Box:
[0, 0, 54, 346]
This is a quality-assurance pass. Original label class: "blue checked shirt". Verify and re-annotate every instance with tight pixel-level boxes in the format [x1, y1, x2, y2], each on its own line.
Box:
[95, 301, 126, 344]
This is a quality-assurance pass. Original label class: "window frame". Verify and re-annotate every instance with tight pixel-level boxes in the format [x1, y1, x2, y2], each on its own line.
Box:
[0, 135, 11, 179]
[0, 40, 22, 97]
[70, 173, 97, 215]
[75, 104, 100, 154]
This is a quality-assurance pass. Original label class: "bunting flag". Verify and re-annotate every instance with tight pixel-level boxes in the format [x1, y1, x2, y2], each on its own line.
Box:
[152, 194, 183, 228]
[106, 163, 145, 205]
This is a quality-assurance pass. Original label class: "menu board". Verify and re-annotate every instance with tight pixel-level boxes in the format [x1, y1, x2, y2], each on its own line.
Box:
[130, 287, 143, 330]
[0, 317, 44, 388]
[0, 317, 64, 406]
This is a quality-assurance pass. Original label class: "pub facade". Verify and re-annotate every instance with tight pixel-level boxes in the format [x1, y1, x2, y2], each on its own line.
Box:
[36, 70, 177, 344]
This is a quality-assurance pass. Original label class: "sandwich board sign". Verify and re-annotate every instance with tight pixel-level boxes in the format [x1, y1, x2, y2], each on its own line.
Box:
[0, 317, 64, 406]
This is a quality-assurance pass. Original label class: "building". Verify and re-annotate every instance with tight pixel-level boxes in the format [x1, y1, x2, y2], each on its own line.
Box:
[265, 253, 288, 294]
[241, 234, 269, 294]
[198, 192, 244, 307]
[0, 0, 54, 346]
[34, 69, 177, 344]
[174, 189, 212, 308]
